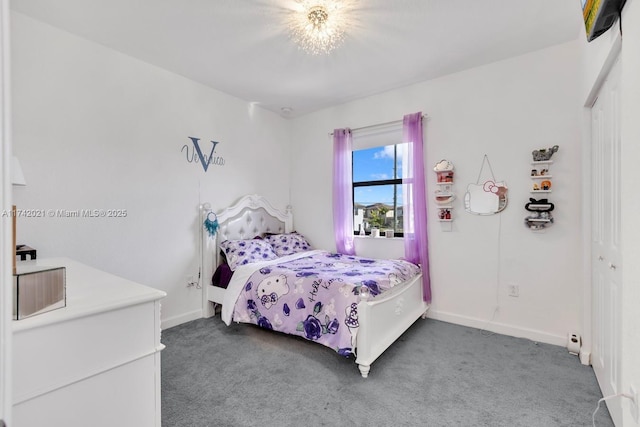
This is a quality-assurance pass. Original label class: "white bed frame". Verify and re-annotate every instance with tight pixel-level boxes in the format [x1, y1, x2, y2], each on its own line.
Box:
[201, 194, 429, 378]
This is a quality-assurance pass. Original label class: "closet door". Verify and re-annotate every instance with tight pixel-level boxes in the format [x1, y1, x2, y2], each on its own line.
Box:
[591, 56, 622, 424]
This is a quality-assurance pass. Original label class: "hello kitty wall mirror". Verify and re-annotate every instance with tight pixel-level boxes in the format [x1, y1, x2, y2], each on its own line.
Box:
[464, 155, 508, 215]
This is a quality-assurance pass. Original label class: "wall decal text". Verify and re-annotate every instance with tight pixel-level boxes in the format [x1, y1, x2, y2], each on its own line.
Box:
[182, 137, 226, 172]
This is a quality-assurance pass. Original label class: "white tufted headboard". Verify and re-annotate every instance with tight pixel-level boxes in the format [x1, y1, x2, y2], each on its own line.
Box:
[213, 194, 292, 245]
[217, 206, 288, 242]
[201, 194, 293, 317]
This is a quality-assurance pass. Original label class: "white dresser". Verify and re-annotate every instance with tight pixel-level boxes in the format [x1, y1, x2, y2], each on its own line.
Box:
[12, 258, 166, 427]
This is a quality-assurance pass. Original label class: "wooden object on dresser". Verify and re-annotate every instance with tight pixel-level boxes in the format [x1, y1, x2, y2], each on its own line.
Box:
[12, 258, 166, 427]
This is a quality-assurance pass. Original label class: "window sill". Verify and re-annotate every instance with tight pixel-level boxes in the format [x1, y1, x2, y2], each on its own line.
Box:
[354, 235, 402, 240]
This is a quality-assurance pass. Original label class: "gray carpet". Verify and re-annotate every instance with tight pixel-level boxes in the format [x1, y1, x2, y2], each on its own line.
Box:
[161, 317, 613, 427]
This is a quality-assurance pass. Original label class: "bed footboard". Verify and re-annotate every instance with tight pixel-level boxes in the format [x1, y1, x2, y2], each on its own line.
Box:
[355, 274, 429, 378]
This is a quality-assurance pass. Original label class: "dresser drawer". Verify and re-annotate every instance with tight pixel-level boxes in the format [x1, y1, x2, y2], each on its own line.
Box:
[13, 300, 161, 404]
[13, 354, 160, 427]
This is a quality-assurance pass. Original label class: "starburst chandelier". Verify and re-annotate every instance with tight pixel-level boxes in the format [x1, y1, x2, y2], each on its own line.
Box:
[289, 0, 350, 55]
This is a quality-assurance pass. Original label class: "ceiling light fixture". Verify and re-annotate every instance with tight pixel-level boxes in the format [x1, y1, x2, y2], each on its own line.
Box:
[280, 107, 293, 116]
[289, 1, 350, 55]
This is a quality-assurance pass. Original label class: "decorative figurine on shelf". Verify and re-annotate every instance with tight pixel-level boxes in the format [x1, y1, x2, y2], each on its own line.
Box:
[531, 169, 538, 176]
[540, 168, 548, 176]
[532, 145, 559, 162]
[524, 198, 555, 230]
[524, 212, 555, 230]
[532, 183, 540, 191]
[438, 209, 452, 220]
[438, 171, 454, 183]
[541, 180, 552, 191]
[438, 209, 451, 220]
[434, 159, 455, 183]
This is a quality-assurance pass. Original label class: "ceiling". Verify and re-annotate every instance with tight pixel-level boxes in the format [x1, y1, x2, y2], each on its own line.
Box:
[11, 0, 584, 118]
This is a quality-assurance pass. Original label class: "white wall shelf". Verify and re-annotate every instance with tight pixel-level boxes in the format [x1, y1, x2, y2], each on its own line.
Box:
[526, 203, 553, 210]
[434, 160, 455, 230]
[525, 147, 558, 230]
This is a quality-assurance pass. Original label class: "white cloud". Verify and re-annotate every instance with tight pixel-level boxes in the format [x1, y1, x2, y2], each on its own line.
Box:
[373, 145, 395, 159]
[371, 173, 389, 180]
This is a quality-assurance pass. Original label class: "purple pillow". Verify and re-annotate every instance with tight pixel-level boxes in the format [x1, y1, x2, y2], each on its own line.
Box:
[212, 262, 233, 289]
[265, 232, 312, 257]
[220, 238, 278, 271]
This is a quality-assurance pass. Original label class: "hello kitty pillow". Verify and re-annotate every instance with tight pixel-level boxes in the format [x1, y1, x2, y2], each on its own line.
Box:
[219, 238, 278, 271]
[265, 232, 312, 257]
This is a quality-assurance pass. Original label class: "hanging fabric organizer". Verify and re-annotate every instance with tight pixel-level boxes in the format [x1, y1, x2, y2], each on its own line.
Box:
[464, 155, 508, 215]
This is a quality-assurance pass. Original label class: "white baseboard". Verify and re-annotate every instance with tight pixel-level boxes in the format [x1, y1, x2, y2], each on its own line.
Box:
[162, 307, 571, 349]
[161, 309, 202, 330]
[426, 309, 567, 347]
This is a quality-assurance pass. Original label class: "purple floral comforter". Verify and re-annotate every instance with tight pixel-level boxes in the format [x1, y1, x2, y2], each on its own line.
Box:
[227, 250, 420, 357]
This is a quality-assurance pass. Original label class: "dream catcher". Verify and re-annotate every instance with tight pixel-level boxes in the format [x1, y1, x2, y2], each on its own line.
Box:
[203, 211, 219, 237]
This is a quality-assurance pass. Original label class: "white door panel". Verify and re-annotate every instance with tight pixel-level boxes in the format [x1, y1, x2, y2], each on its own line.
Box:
[591, 56, 622, 425]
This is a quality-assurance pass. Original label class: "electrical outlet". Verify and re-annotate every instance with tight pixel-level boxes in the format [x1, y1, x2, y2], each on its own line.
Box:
[508, 284, 519, 297]
[630, 384, 639, 422]
[187, 275, 196, 288]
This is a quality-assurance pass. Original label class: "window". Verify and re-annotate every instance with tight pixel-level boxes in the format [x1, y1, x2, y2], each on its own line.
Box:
[352, 144, 405, 236]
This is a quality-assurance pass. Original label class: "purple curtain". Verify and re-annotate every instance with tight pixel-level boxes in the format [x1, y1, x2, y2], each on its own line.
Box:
[332, 128, 355, 255]
[402, 112, 431, 303]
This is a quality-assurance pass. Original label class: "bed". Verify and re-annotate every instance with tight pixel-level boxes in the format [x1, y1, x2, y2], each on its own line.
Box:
[201, 194, 429, 378]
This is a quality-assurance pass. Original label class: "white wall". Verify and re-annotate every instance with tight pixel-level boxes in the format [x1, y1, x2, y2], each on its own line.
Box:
[290, 41, 583, 346]
[11, 12, 291, 328]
